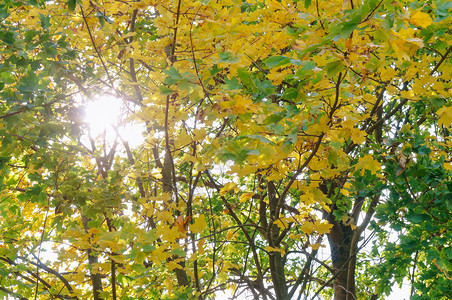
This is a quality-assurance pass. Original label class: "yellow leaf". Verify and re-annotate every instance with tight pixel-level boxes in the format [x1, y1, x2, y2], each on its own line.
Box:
[191, 214, 207, 234]
[299, 193, 316, 206]
[193, 128, 206, 141]
[267, 68, 292, 85]
[88, 228, 100, 234]
[293, 39, 306, 51]
[154, 210, 174, 223]
[400, 90, 415, 100]
[274, 218, 288, 229]
[157, 224, 181, 243]
[219, 182, 237, 196]
[151, 246, 170, 264]
[289, 233, 302, 239]
[167, 260, 184, 271]
[314, 220, 333, 235]
[197, 239, 205, 255]
[380, 67, 397, 82]
[409, 11, 432, 28]
[309, 243, 323, 250]
[233, 95, 254, 114]
[400, 124, 411, 134]
[228, 164, 258, 177]
[264, 246, 285, 255]
[321, 202, 331, 213]
[444, 163, 452, 171]
[437, 106, 452, 127]
[110, 255, 126, 264]
[349, 128, 367, 144]
[309, 156, 329, 171]
[163, 278, 173, 291]
[239, 192, 254, 203]
[181, 154, 197, 164]
[356, 154, 382, 175]
[300, 222, 314, 234]
[226, 230, 236, 240]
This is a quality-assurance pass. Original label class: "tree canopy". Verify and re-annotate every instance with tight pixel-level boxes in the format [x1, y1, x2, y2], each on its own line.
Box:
[0, 0, 451, 299]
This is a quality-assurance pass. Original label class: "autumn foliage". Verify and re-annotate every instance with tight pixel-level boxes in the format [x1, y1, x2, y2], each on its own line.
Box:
[0, 0, 451, 299]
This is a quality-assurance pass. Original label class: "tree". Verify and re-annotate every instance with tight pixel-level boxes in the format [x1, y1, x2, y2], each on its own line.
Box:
[0, 0, 451, 299]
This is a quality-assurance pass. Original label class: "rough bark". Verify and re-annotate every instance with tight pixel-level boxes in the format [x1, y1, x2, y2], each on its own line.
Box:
[267, 181, 288, 300]
[327, 217, 355, 300]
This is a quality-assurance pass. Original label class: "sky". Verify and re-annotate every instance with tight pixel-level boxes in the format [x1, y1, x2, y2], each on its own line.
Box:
[83, 94, 146, 149]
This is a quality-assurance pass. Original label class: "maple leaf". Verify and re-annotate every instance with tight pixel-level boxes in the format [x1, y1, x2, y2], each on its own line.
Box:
[314, 220, 333, 235]
[301, 222, 315, 234]
[356, 154, 382, 175]
[175, 215, 192, 233]
[437, 106, 452, 127]
[239, 192, 254, 203]
[2, 0, 451, 298]
[409, 11, 433, 28]
[191, 214, 207, 234]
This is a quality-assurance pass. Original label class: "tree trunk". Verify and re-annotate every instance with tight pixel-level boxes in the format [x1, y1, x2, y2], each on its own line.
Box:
[267, 181, 288, 300]
[269, 251, 288, 300]
[82, 215, 103, 300]
[327, 218, 355, 300]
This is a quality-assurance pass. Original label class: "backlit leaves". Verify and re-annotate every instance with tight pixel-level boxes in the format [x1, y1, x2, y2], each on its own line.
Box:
[0, 0, 450, 299]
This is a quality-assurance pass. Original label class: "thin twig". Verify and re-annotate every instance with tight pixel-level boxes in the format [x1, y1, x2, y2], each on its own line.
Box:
[80, 7, 115, 87]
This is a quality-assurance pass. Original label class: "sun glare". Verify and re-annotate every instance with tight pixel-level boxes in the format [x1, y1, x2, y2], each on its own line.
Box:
[84, 95, 122, 134]
[83, 95, 145, 148]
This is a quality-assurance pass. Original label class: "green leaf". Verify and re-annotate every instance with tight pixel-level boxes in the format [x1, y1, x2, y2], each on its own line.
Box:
[264, 56, 291, 68]
[27, 173, 42, 182]
[328, 150, 338, 165]
[171, 248, 186, 256]
[304, 0, 312, 9]
[224, 77, 241, 90]
[237, 68, 257, 92]
[163, 66, 182, 85]
[325, 60, 345, 77]
[131, 264, 147, 274]
[0, 30, 15, 45]
[209, 64, 221, 76]
[218, 51, 240, 63]
[159, 85, 174, 95]
[302, 60, 316, 70]
[263, 113, 284, 125]
[436, 0, 452, 19]
[26, 185, 42, 196]
[18, 72, 39, 93]
[282, 87, 298, 100]
[248, 135, 276, 145]
[39, 13, 51, 30]
[340, 22, 359, 38]
[67, 0, 76, 11]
